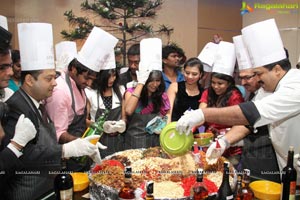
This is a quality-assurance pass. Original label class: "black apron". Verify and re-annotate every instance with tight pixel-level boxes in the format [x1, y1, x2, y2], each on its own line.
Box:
[241, 125, 281, 183]
[65, 73, 91, 172]
[4, 89, 59, 200]
[95, 93, 124, 158]
[124, 113, 160, 150]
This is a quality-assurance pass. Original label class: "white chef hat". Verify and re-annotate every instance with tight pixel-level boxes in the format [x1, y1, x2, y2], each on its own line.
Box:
[139, 38, 162, 72]
[212, 41, 236, 77]
[241, 18, 286, 68]
[100, 49, 116, 70]
[197, 42, 218, 72]
[77, 26, 118, 72]
[0, 15, 8, 30]
[55, 41, 77, 72]
[233, 35, 252, 71]
[18, 23, 55, 71]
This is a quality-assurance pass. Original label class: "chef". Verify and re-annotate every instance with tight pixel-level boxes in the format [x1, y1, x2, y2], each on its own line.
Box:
[1, 23, 101, 199]
[45, 27, 118, 171]
[55, 40, 77, 74]
[176, 18, 300, 183]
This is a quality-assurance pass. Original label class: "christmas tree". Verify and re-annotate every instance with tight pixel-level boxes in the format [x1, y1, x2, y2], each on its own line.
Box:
[61, 0, 173, 67]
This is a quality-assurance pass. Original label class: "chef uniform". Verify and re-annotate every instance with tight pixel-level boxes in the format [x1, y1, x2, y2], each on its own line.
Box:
[239, 19, 300, 184]
[2, 23, 62, 200]
[233, 35, 280, 182]
[45, 27, 118, 171]
[85, 50, 125, 157]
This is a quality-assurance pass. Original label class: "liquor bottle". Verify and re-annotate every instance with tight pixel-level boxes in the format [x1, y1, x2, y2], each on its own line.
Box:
[234, 175, 243, 200]
[119, 166, 135, 200]
[145, 181, 154, 200]
[191, 168, 209, 200]
[241, 169, 254, 200]
[217, 161, 234, 200]
[281, 146, 297, 200]
[54, 161, 73, 200]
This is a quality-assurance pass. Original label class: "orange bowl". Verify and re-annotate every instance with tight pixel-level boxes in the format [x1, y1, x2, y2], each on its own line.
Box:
[71, 172, 89, 192]
[194, 132, 214, 146]
[249, 180, 281, 200]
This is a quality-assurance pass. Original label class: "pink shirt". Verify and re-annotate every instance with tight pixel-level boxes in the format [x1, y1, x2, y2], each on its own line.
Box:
[45, 72, 86, 140]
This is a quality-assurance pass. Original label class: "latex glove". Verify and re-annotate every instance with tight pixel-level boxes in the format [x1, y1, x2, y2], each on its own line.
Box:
[103, 120, 126, 133]
[126, 81, 138, 89]
[63, 135, 100, 158]
[12, 114, 37, 147]
[114, 120, 126, 133]
[136, 69, 151, 85]
[295, 154, 300, 172]
[176, 109, 205, 135]
[206, 137, 230, 164]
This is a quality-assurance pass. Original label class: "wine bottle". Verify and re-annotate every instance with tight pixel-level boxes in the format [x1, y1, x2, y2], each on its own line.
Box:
[241, 169, 254, 200]
[217, 161, 233, 200]
[191, 168, 209, 200]
[118, 166, 135, 200]
[281, 146, 297, 200]
[234, 175, 243, 200]
[145, 181, 154, 200]
[54, 161, 73, 200]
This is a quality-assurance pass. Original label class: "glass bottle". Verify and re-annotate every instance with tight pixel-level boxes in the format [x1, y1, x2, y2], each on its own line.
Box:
[217, 161, 234, 200]
[54, 161, 73, 200]
[234, 175, 243, 200]
[191, 168, 209, 200]
[118, 166, 135, 200]
[77, 110, 109, 162]
[145, 181, 154, 200]
[281, 146, 297, 200]
[241, 169, 254, 200]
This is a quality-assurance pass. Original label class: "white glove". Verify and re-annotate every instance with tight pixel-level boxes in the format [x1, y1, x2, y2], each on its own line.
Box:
[206, 137, 230, 164]
[12, 114, 37, 147]
[136, 69, 151, 85]
[176, 109, 205, 135]
[63, 135, 100, 158]
[103, 120, 126, 133]
[295, 154, 300, 172]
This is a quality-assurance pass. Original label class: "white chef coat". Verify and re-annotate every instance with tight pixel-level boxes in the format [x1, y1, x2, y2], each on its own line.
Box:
[85, 86, 125, 122]
[252, 69, 300, 184]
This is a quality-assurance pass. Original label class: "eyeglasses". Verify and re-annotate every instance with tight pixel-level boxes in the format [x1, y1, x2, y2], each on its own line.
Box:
[238, 73, 256, 81]
[0, 63, 13, 70]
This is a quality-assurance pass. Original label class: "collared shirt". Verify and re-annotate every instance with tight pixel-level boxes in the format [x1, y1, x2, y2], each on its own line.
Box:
[162, 70, 185, 91]
[239, 69, 300, 183]
[45, 71, 86, 140]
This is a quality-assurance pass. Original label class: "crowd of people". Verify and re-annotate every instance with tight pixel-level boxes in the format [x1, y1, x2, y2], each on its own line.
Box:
[0, 15, 300, 199]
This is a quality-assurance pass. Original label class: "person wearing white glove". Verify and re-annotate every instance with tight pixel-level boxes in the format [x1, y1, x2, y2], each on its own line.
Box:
[7, 114, 37, 157]
[176, 109, 205, 135]
[63, 135, 103, 164]
[103, 119, 126, 134]
[136, 69, 151, 85]
[205, 136, 230, 164]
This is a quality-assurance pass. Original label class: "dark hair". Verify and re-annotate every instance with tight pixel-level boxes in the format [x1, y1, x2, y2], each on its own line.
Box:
[207, 72, 241, 107]
[162, 45, 178, 59]
[127, 43, 140, 56]
[263, 58, 291, 72]
[68, 58, 97, 77]
[184, 57, 204, 78]
[140, 70, 165, 114]
[20, 70, 43, 83]
[92, 68, 122, 102]
[11, 49, 20, 63]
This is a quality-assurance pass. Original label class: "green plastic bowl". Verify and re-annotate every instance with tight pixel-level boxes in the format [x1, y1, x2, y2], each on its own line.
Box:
[160, 122, 194, 156]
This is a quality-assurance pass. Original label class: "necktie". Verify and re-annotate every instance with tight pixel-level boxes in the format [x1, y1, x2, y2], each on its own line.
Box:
[39, 104, 48, 123]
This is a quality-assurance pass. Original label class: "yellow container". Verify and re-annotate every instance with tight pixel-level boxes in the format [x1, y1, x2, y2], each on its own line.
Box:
[249, 180, 281, 200]
[194, 132, 214, 146]
[71, 172, 89, 192]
